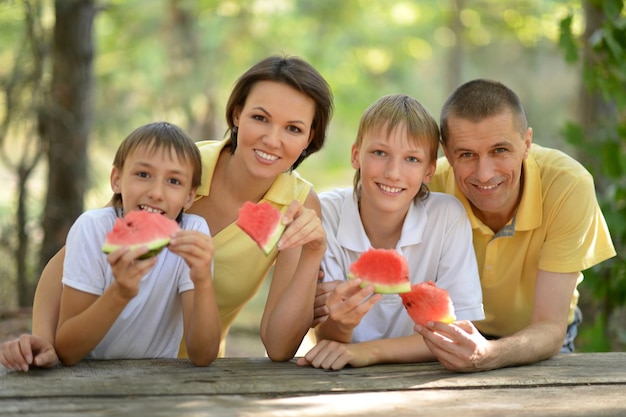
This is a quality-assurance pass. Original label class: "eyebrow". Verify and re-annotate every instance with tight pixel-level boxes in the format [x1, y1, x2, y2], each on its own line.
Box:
[131, 160, 190, 177]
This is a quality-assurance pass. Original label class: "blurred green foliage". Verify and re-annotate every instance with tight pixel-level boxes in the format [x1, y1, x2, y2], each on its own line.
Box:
[559, 0, 626, 351]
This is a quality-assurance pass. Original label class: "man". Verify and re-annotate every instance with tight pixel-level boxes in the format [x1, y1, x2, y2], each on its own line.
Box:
[419, 79, 616, 372]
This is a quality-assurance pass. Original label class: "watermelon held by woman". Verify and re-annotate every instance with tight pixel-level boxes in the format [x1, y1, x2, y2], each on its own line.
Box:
[347, 248, 411, 294]
[236, 201, 286, 255]
[102, 210, 180, 259]
[400, 281, 456, 326]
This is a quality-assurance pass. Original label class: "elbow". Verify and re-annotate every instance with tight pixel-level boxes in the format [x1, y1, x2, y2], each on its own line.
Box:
[188, 346, 219, 367]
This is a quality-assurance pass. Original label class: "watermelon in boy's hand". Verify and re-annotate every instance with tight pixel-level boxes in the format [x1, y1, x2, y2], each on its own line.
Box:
[236, 201, 286, 255]
[400, 281, 456, 326]
[348, 248, 411, 294]
[102, 210, 180, 259]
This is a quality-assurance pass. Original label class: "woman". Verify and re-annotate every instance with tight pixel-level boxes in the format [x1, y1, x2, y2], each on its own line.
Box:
[0, 55, 333, 371]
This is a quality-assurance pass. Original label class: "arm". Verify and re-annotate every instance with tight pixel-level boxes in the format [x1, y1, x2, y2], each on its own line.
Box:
[259, 191, 326, 362]
[296, 334, 436, 370]
[170, 230, 221, 367]
[0, 247, 66, 371]
[55, 246, 156, 366]
[417, 270, 578, 372]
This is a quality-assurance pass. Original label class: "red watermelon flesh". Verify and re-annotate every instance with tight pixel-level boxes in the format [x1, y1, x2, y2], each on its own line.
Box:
[102, 210, 180, 259]
[400, 281, 456, 326]
[236, 201, 286, 255]
[347, 248, 411, 294]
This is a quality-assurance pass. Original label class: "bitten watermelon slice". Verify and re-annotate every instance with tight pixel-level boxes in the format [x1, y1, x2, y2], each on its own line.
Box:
[400, 281, 456, 326]
[347, 248, 411, 294]
[236, 201, 286, 255]
[102, 210, 180, 259]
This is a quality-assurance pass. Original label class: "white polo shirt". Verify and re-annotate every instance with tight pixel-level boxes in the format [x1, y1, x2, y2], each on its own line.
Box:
[320, 188, 485, 343]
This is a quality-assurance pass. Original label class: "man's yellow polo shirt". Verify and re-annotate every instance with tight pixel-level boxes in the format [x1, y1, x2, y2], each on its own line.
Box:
[430, 144, 616, 337]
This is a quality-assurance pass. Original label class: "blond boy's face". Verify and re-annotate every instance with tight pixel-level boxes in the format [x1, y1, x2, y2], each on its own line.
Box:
[110, 145, 197, 220]
[352, 124, 435, 216]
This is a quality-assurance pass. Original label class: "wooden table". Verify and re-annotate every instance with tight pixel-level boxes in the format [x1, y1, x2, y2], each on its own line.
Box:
[2, 352, 625, 416]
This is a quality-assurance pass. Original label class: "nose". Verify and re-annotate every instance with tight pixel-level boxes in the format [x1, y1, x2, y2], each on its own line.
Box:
[474, 156, 496, 183]
[262, 125, 281, 148]
[147, 181, 165, 200]
[384, 158, 401, 180]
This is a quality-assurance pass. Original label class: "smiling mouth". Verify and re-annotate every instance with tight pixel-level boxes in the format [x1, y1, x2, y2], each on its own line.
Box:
[474, 183, 499, 191]
[255, 149, 279, 162]
[140, 205, 164, 214]
[377, 183, 404, 194]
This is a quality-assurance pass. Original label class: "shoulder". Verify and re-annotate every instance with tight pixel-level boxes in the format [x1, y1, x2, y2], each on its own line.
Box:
[422, 192, 467, 219]
[180, 213, 210, 234]
[530, 144, 596, 196]
[320, 187, 352, 213]
[72, 207, 117, 229]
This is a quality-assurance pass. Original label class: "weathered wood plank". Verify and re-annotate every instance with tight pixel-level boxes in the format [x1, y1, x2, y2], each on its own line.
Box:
[1, 385, 625, 417]
[1, 352, 625, 399]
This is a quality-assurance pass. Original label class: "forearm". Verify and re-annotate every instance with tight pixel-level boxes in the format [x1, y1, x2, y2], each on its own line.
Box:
[55, 288, 128, 366]
[315, 316, 353, 343]
[361, 335, 436, 366]
[32, 248, 66, 343]
[483, 322, 565, 370]
[262, 250, 322, 361]
[183, 284, 221, 367]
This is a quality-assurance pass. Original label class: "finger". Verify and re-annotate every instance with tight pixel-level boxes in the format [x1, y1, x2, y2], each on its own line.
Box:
[33, 350, 59, 368]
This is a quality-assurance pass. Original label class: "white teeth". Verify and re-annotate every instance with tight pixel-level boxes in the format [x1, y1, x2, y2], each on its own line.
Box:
[379, 184, 402, 193]
[255, 149, 279, 161]
[477, 184, 497, 190]
[140, 205, 164, 214]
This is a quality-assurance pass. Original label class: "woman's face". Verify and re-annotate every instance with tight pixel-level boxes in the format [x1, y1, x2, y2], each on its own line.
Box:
[233, 80, 315, 178]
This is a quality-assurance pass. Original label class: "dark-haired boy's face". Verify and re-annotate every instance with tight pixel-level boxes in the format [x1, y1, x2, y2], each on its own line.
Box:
[442, 111, 531, 230]
[110, 145, 197, 219]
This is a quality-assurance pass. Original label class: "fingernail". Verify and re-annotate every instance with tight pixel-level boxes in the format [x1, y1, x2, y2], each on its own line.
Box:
[26, 355, 33, 364]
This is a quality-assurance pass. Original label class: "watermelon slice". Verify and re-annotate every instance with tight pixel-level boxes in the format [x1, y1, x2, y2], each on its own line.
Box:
[102, 210, 180, 259]
[400, 281, 456, 326]
[347, 248, 411, 294]
[236, 201, 286, 255]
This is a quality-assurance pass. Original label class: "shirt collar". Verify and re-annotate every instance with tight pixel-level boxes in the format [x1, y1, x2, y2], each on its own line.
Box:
[336, 190, 426, 252]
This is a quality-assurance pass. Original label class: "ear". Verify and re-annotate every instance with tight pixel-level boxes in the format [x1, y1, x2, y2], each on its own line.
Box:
[110, 167, 122, 193]
[423, 159, 437, 184]
[183, 187, 198, 211]
[523, 127, 533, 158]
[233, 106, 241, 127]
[350, 143, 360, 170]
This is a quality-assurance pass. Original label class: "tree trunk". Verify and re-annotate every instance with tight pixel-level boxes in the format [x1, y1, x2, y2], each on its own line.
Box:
[38, 0, 96, 274]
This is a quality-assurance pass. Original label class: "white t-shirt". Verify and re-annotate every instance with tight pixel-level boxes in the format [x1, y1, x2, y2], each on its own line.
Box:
[62, 207, 210, 360]
[320, 188, 485, 343]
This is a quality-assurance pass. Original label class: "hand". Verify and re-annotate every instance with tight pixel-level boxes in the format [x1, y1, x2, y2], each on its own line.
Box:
[415, 320, 492, 372]
[296, 339, 371, 370]
[168, 230, 214, 285]
[0, 334, 59, 372]
[107, 245, 157, 300]
[312, 276, 340, 327]
[277, 200, 326, 253]
[325, 279, 382, 333]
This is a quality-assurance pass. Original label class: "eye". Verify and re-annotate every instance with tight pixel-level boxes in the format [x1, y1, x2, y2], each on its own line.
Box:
[168, 178, 183, 186]
[373, 150, 386, 157]
[287, 125, 302, 134]
[406, 156, 419, 163]
[459, 152, 473, 159]
[136, 171, 150, 178]
[494, 147, 507, 154]
[252, 114, 267, 122]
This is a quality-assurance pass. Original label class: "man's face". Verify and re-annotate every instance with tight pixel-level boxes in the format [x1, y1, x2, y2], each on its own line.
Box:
[442, 110, 532, 229]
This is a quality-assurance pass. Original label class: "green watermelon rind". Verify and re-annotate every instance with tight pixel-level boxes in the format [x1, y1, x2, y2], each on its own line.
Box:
[102, 237, 172, 259]
[347, 273, 411, 294]
[257, 222, 286, 255]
